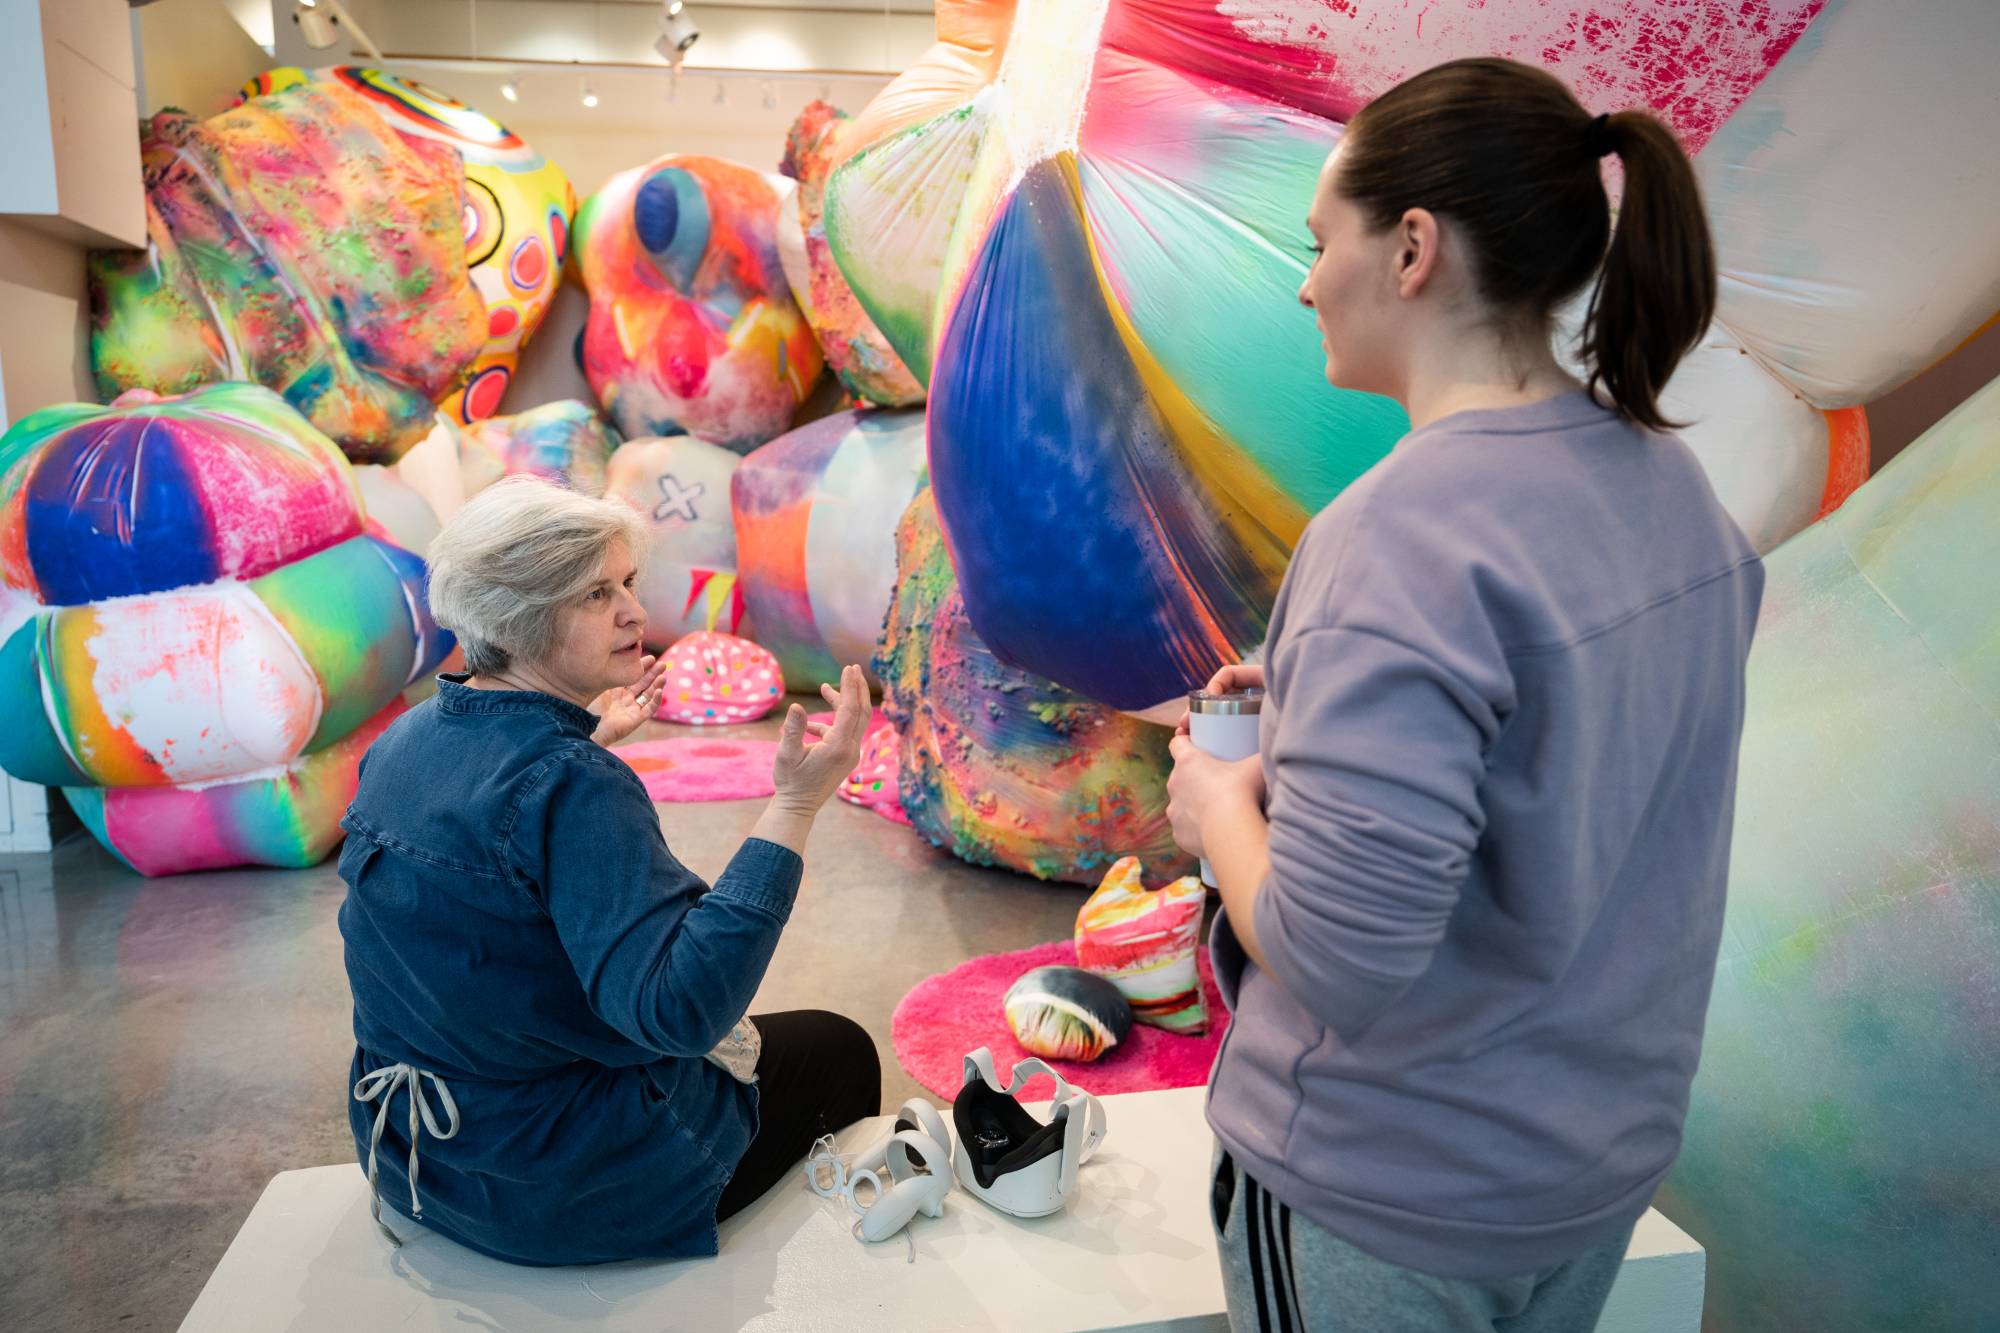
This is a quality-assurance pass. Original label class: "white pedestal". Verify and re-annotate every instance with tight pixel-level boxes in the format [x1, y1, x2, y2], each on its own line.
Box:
[179, 1086, 1703, 1332]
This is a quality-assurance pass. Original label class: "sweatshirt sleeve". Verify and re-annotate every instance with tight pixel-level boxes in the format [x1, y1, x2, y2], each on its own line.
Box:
[1254, 622, 1502, 1039]
[511, 745, 802, 1057]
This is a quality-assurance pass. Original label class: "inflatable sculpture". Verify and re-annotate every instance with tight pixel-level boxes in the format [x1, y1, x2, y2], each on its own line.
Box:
[732, 408, 927, 690]
[0, 385, 452, 875]
[877, 490, 1190, 886]
[827, 0, 2000, 709]
[240, 66, 576, 427]
[90, 83, 486, 465]
[64, 702, 405, 878]
[1655, 374, 2000, 1333]
[604, 435, 746, 648]
[456, 399, 621, 496]
[776, 101, 923, 407]
[574, 154, 823, 450]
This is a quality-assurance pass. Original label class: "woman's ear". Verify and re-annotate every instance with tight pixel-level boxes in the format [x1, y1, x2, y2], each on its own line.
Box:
[1395, 207, 1443, 299]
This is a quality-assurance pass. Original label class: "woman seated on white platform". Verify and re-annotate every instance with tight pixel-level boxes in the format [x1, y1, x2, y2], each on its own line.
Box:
[336, 475, 879, 1265]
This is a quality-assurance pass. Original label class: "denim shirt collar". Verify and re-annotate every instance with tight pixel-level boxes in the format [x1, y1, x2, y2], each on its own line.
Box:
[433, 674, 599, 738]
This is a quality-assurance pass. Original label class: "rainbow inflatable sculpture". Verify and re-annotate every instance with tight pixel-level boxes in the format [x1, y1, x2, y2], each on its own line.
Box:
[0, 385, 452, 875]
[877, 490, 1191, 886]
[776, 102, 924, 408]
[1655, 375, 2000, 1333]
[732, 408, 927, 690]
[90, 84, 486, 465]
[827, 0, 2000, 710]
[574, 155, 823, 451]
[239, 67, 577, 427]
[456, 399, 621, 497]
[604, 436, 746, 650]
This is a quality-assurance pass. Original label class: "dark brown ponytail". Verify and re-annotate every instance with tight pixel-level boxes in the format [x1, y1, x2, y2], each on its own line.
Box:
[1582, 111, 1716, 431]
[1337, 58, 1716, 431]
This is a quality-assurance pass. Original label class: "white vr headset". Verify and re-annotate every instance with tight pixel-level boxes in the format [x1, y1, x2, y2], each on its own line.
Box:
[804, 1046, 1107, 1253]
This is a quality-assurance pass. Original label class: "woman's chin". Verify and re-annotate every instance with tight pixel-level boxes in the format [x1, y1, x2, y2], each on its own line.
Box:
[605, 651, 645, 685]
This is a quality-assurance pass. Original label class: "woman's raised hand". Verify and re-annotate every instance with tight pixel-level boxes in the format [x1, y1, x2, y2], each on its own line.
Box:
[588, 654, 669, 747]
[770, 664, 870, 815]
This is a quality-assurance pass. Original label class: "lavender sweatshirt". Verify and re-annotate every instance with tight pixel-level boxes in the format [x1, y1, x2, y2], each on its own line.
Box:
[1206, 390, 1762, 1279]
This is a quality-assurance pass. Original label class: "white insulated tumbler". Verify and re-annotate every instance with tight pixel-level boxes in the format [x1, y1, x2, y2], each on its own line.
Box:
[1186, 687, 1264, 887]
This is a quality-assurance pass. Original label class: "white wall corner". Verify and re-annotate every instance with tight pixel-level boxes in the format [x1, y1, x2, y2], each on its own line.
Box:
[0, 774, 55, 854]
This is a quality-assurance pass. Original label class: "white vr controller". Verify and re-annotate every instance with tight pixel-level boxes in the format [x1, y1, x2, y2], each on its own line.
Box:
[807, 1098, 955, 1245]
[803, 1047, 1108, 1252]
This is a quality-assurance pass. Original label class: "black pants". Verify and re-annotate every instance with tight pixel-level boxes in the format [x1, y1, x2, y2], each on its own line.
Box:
[714, 1010, 882, 1221]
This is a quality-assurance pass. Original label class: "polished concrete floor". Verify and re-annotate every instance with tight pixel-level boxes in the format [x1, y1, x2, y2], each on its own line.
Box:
[0, 704, 1087, 1330]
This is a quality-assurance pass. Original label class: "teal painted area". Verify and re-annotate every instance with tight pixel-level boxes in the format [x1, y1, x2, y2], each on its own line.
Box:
[249, 536, 413, 753]
[0, 616, 87, 787]
[1658, 374, 2000, 1333]
[59, 786, 135, 873]
[1078, 138, 1407, 515]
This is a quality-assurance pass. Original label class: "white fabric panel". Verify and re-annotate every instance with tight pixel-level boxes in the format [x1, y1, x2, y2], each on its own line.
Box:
[1699, 0, 2000, 407]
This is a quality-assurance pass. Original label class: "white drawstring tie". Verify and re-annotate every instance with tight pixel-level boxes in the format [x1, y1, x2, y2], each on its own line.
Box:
[353, 1063, 461, 1247]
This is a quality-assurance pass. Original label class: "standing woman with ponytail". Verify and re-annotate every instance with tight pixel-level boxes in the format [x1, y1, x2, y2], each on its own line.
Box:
[1165, 59, 1762, 1331]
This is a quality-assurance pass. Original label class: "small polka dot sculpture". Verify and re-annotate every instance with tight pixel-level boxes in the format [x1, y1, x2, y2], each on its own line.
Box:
[653, 630, 784, 727]
[0, 384, 454, 875]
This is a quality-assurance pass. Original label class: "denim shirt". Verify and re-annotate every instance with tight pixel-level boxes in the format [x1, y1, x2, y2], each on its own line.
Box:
[337, 675, 802, 1265]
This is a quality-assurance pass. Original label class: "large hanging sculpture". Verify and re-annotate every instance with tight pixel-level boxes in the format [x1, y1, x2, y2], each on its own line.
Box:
[0, 385, 452, 875]
[574, 154, 823, 451]
[1657, 373, 2000, 1333]
[877, 490, 1191, 886]
[90, 83, 486, 465]
[826, 0, 2000, 710]
[732, 408, 927, 690]
[239, 66, 577, 428]
[775, 101, 924, 408]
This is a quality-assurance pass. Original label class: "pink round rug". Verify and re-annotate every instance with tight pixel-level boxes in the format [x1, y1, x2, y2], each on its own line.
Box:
[611, 737, 777, 802]
[893, 939, 1229, 1100]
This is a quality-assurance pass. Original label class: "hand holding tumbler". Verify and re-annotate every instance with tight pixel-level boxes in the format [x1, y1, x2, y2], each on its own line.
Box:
[1185, 687, 1264, 887]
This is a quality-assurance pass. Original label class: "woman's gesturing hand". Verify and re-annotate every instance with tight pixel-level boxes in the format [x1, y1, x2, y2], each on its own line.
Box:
[589, 654, 669, 747]
[771, 664, 870, 815]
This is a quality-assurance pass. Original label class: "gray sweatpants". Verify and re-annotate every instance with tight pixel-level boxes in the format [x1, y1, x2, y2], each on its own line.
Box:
[1211, 1150, 1636, 1332]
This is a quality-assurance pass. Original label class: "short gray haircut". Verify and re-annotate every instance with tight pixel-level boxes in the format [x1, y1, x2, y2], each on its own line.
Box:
[427, 476, 646, 676]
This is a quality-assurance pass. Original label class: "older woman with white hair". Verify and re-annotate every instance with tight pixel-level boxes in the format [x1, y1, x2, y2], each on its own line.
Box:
[337, 476, 878, 1266]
